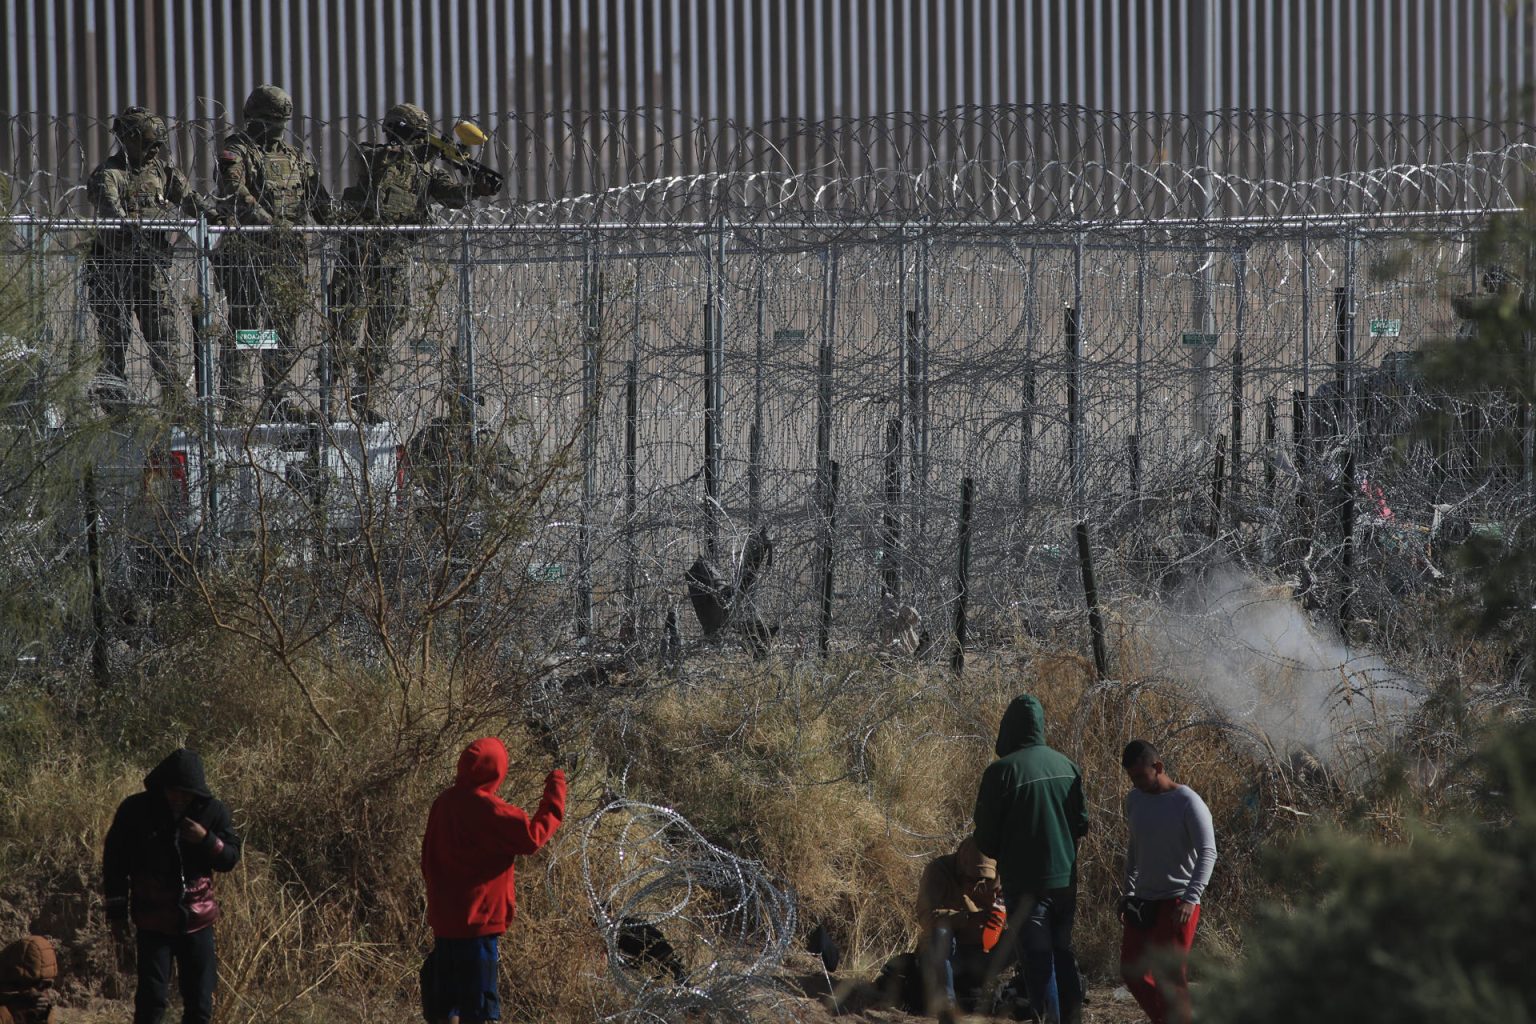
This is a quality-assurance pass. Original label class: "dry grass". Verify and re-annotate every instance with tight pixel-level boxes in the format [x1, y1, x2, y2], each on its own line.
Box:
[0, 600, 1499, 1022]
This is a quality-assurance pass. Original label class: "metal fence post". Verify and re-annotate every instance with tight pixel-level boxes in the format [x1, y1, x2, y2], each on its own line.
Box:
[816, 247, 837, 509]
[193, 216, 218, 542]
[1070, 233, 1086, 515]
[1299, 228, 1313, 477]
[918, 233, 931, 510]
[749, 227, 765, 524]
[70, 251, 87, 384]
[458, 228, 478, 447]
[578, 232, 600, 638]
[882, 418, 902, 600]
[1300, 225, 1312, 404]
[898, 229, 909, 441]
[1132, 233, 1147, 497]
[1230, 246, 1247, 519]
[702, 231, 723, 561]
[1019, 244, 1038, 509]
[623, 262, 641, 642]
[317, 238, 332, 426]
[1525, 240, 1534, 496]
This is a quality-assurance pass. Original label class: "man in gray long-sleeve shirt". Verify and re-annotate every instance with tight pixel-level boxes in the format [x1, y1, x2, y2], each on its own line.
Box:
[1117, 739, 1217, 1024]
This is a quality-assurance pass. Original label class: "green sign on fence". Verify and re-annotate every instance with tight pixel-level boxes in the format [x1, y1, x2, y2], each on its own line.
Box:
[774, 328, 808, 344]
[1181, 332, 1218, 347]
[234, 328, 279, 351]
[1369, 318, 1402, 337]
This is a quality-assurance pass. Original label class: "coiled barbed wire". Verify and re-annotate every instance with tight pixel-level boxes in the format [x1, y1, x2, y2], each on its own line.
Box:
[4, 106, 1533, 229]
[582, 799, 798, 1023]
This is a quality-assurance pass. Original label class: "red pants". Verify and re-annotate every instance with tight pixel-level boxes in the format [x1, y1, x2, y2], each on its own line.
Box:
[1119, 900, 1200, 1024]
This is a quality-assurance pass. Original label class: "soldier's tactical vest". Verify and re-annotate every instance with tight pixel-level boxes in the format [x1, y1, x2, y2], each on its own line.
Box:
[364, 148, 432, 224]
[91, 160, 178, 257]
[120, 162, 175, 216]
[252, 142, 308, 222]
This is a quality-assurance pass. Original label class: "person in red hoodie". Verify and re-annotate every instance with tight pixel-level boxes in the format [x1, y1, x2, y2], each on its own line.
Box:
[420, 737, 566, 1024]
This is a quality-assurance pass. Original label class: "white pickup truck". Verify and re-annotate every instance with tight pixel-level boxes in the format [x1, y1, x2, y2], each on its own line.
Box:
[131, 420, 406, 544]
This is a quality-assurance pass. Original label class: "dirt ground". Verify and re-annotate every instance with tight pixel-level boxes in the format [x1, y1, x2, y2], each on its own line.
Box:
[784, 969, 1152, 1024]
[50, 981, 1154, 1023]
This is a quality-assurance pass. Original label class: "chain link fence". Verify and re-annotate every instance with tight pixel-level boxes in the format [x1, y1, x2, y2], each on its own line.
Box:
[0, 107, 1531, 671]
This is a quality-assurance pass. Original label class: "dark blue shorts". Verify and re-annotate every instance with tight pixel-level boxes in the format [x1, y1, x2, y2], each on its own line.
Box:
[421, 935, 501, 1022]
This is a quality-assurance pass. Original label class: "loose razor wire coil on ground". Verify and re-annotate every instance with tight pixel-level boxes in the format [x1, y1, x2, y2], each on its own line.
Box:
[581, 799, 799, 1023]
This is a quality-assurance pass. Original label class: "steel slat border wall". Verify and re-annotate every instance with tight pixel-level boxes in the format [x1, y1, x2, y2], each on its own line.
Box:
[5, 1, 1534, 204]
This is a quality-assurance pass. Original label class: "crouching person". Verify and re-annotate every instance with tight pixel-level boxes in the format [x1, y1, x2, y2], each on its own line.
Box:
[0, 935, 59, 1024]
[103, 749, 242, 1024]
[420, 738, 566, 1024]
[915, 837, 1006, 1019]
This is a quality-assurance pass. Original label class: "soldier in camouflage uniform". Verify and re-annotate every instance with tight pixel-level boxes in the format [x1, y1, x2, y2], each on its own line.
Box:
[214, 85, 334, 421]
[328, 102, 501, 423]
[85, 106, 211, 414]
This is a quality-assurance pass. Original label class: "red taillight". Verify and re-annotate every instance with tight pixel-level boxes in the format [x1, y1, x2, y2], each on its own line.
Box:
[145, 449, 190, 505]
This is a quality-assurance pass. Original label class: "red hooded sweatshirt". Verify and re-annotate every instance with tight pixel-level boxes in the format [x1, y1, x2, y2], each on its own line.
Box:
[421, 737, 567, 939]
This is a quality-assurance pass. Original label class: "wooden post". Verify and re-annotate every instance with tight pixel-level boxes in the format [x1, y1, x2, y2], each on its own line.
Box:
[1081, 525, 1105, 684]
[1292, 387, 1311, 505]
[1209, 433, 1227, 539]
[818, 459, 840, 657]
[951, 477, 975, 673]
[85, 468, 111, 688]
[1019, 363, 1036, 508]
[1264, 395, 1277, 500]
[1127, 434, 1142, 499]
[882, 418, 902, 600]
[1075, 522, 1109, 680]
[1339, 449, 1357, 628]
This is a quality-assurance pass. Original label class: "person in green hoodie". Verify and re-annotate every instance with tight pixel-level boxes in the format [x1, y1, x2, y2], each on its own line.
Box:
[972, 694, 1089, 1024]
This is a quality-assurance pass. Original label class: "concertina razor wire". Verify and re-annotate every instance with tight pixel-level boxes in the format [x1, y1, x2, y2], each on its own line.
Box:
[0, 106, 1531, 665]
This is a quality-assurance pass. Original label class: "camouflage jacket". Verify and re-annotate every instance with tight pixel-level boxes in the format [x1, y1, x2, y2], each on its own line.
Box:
[86, 150, 209, 255]
[216, 132, 334, 228]
[340, 143, 497, 227]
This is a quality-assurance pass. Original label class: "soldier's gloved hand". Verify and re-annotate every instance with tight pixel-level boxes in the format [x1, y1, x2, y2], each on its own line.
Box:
[470, 167, 502, 198]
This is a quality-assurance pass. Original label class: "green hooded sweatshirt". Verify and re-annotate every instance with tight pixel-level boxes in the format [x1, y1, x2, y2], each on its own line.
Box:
[972, 694, 1089, 899]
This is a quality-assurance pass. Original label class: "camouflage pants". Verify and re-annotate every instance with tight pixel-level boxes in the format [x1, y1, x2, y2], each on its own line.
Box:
[328, 238, 409, 417]
[214, 235, 309, 407]
[85, 252, 184, 401]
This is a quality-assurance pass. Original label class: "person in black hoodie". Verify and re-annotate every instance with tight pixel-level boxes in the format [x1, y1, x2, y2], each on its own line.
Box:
[103, 749, 241, 1024]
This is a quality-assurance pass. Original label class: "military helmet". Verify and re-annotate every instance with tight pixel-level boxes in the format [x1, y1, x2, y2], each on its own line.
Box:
[383, 102, 432, 141]
[243, 84, 294, 123]
[111, 106, 168, 145]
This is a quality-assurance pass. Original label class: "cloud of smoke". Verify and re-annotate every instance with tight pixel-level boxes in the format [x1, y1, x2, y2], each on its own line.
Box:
[1132, 564, 1419, 760]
